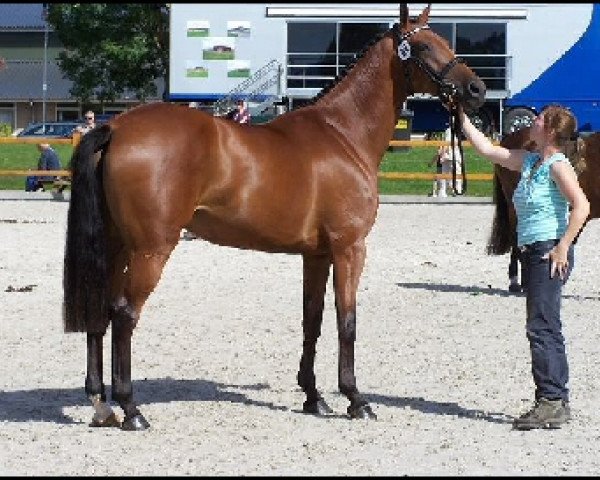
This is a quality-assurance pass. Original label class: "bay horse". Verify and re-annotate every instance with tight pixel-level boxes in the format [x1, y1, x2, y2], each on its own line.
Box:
[488, 126, 599, 291]
[63, 3, 486, 431]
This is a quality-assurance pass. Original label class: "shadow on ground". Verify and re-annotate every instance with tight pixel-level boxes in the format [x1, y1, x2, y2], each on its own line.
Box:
[0, 377, 512, 425]
[0, 378, 278, 425]
[396, 281, 599, 300]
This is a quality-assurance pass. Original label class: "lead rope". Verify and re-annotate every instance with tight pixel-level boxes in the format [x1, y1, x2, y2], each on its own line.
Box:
[448, 105, 467, 195]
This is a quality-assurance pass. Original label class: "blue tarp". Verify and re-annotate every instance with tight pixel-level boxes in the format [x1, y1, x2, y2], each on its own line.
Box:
[507, 4, 600, 130]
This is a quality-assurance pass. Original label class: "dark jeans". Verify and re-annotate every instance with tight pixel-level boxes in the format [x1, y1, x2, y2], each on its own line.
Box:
[521, 239, 574, 402]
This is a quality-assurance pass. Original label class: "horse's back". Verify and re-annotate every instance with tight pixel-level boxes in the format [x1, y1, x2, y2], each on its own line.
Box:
[100, 103, 378, 254]
[579, 132, 600, 219]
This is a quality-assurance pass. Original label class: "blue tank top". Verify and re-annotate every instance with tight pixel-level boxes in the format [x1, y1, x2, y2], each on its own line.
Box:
[512, 152, 570, 246]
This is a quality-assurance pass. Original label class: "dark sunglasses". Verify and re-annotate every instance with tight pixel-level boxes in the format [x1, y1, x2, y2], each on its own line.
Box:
[85, 116, 94, 120]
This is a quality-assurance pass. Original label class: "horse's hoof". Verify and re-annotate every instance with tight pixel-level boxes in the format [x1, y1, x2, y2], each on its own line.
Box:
[120, 414, 150, 431]
[348, 403, 377, 420]
[303, 398, 334, 416]
[89, 412, 122, 428]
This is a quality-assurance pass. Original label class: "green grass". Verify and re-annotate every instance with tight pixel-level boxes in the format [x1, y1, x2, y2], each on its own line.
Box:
[0, 144, 494, 196]
[0, 143, 73, 190]
[379, 146, 494, 196]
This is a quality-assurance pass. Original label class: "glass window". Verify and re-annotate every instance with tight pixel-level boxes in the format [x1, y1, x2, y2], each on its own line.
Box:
[0, 107, 14, 127]
[287, 53, 337, 67]
[288, 78, 332, 89]
[338, 23, 389, 70]
[455, 23, 507, 90]
[429, 23, 453, 49]
[288, 22, 336, 53]
[456, 23, 506, 55]
[288, 22, 391, 90]
[288, 22, 337, 82]
[286, 20, 508, 94]
[338, 23, 389, 54]
[56, 106, 79, 121]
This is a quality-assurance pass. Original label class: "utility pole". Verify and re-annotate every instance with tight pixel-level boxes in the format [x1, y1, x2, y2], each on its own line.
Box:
[42, 3, 48, 127]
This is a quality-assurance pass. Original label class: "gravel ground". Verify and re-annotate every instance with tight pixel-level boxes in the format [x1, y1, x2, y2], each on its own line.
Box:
[1, 198, 599, 476]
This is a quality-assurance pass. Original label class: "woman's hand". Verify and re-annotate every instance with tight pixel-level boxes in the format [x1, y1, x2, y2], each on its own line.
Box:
[544, 243, 570, 280]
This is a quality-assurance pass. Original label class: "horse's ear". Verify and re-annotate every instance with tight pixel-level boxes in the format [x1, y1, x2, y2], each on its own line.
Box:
[399, 4, 409, 29]
[416, 4, 432, 25]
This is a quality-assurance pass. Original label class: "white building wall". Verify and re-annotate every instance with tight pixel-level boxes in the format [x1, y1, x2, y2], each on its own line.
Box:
[170, 3, 595, 104]
[507, 3, 592, 96]
[170, 3, 287, 100]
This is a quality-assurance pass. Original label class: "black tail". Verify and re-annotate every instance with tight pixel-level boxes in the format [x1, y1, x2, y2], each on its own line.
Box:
[63, 125, 112, 333]
[486, 167, 512, 255]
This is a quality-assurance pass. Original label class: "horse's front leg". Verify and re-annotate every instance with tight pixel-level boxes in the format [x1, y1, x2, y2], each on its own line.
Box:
[86, 332, 121, 427]
[332, 241, 376, 420]
[298, 254, 333, 415]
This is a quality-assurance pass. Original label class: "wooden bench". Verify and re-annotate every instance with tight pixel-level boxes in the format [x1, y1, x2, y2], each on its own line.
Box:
[39, 177, 71, 193]
[0, 169, 71, 193]
[0, 169, 72, 198]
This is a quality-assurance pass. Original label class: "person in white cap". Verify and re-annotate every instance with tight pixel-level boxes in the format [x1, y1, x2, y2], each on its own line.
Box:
[443, 127, 463, 195]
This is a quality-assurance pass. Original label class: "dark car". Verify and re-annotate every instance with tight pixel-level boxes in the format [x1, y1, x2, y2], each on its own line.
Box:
[17, 121, 80, 139]
[94, 113, 116, 124]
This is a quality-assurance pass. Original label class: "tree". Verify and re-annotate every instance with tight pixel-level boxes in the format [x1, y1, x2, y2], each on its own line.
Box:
[46, 4, 169, 104]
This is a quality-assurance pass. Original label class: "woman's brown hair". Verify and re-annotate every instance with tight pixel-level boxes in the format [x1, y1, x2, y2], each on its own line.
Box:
[542, 104, 587, 172]
[541, 104, 577, 148]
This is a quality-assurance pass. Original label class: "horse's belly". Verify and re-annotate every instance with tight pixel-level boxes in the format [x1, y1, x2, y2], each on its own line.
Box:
[186, 207, 320, 254]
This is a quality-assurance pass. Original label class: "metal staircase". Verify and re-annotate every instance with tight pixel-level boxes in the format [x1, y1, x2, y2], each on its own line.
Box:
[212, 59, 283, 117]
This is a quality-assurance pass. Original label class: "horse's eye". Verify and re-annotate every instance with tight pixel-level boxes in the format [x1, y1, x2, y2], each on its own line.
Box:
[413, 43, 430, 54]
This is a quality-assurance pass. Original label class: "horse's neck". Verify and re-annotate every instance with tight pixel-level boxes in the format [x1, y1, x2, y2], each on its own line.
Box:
[315, 36, 402, 168]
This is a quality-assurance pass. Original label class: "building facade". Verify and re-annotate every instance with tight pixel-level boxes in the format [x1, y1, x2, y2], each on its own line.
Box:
[169, 3, 598, 135]
[0, 3, 162, 132]
[2, 4, 596, 136]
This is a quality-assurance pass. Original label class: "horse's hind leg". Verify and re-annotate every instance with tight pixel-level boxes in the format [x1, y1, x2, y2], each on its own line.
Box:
[298, 254, 333, 415]
[86, 333, 120, 427]
[332, 241, 376, 420]
[111, 246, 175, 431]
[86, 234, 126, 428]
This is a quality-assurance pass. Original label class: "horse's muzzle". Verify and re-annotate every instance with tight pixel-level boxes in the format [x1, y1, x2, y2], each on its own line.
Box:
[440, 77, 486, 113]
[461, 78, 486, 112]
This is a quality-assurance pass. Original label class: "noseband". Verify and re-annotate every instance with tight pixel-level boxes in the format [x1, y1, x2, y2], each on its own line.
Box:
[394, 24, 464, 101]
[394, 23, 468, 195]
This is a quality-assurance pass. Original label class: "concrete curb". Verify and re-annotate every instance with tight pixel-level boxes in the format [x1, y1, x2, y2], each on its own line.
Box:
[0, 191, 493, 205]
[379, 194, 492, 205]
[0, 190, 70, 202]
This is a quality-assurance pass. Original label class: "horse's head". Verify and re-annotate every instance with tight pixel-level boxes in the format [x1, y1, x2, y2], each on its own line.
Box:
[396, 3, 486, 113]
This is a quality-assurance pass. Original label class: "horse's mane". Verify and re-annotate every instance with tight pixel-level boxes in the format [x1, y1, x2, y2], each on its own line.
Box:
[304, 25, 396, 107]
[569, 137, 587, 176]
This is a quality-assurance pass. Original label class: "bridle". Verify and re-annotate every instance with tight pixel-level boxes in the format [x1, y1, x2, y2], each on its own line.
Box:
[394, 23, 468, 195]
